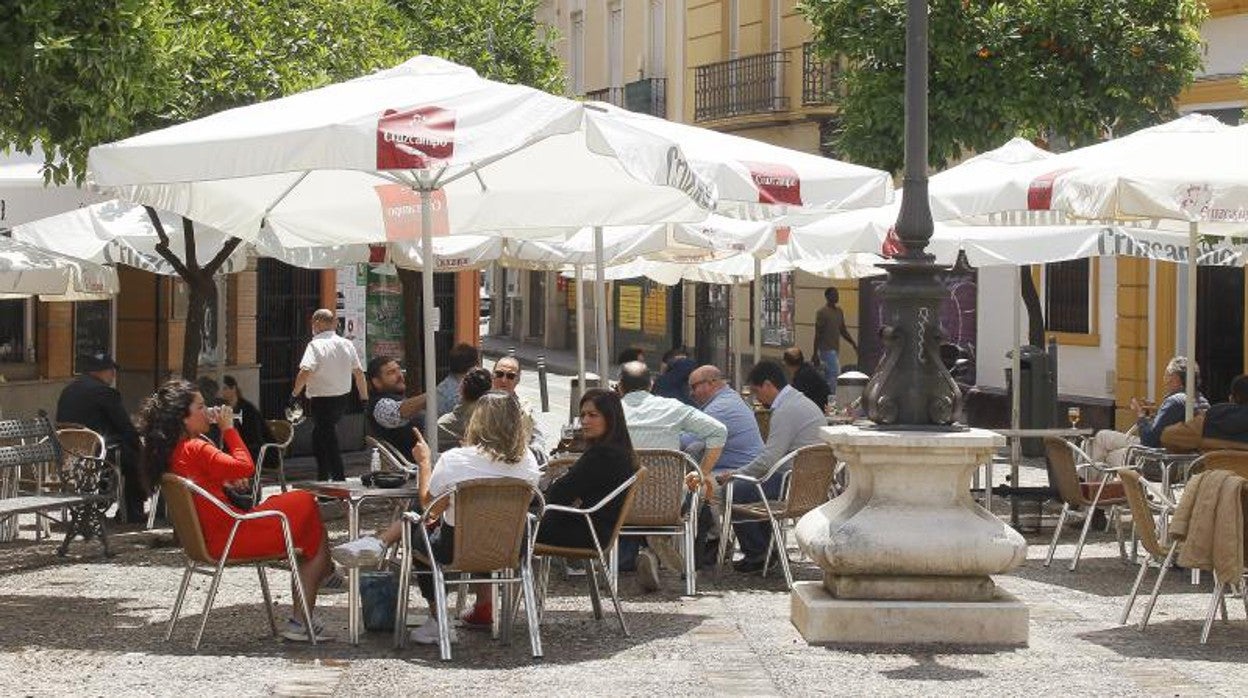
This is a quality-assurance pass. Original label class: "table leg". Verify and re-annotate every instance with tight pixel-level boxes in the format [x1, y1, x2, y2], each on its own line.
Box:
[1010, 436, 1021, 528]
[348, 500, 361, 646]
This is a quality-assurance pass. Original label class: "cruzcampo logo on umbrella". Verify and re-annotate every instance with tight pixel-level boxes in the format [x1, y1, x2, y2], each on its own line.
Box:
[376, 105, 457, 169]
[743, 161, 803, 206]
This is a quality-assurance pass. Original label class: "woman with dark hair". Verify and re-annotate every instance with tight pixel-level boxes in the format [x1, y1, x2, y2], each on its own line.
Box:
[220, 375, 275, 462]
[138, 379, 332, 642]
[536, 388, 639, 550]
[436, 366, 494, 453]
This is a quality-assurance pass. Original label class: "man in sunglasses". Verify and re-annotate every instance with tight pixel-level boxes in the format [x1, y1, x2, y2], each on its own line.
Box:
[491, 356, 548, 464]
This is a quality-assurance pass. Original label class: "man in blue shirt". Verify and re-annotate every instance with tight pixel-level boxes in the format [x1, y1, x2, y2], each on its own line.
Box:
[684, 365, 764, 486]
[1090, 355, 1209, 466]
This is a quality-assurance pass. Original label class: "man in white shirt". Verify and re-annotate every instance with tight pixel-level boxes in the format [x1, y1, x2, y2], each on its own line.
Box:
[291, 308, 369, 481]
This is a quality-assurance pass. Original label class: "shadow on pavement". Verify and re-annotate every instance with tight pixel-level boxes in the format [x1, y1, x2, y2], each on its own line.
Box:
[879, 653, 987, 681]
[1008, 551, 1217, 599]
[1079, 618, 1248, 660]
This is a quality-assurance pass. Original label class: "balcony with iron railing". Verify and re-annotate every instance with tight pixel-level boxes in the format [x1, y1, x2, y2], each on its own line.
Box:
[585, 78, 667, 118]
[694, 51, 790, 122]
[801, 42, 840, 107]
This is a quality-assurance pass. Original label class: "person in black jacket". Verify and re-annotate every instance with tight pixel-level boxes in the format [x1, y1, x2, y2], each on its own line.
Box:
[1203, 374, 1248, 443]
[221, 375, 276, 462]
[56, 353, 145, 522]
[537, 388, 638, 550]
[782, 347, 831, 412]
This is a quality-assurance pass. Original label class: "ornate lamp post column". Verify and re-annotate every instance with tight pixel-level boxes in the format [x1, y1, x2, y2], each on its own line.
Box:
[861, 0, 961, 427]
[791, 0, 1028, 646]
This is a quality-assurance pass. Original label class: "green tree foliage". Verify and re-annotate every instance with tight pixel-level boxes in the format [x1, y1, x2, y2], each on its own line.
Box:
[0, 0, 561, 380]
[799, 0, 1207, 173]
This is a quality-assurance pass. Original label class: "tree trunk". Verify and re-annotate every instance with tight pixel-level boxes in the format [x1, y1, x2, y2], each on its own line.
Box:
[1020, 267, 1045, 346]
[397, 267, 423, 395]
[181, 274, 216, 380]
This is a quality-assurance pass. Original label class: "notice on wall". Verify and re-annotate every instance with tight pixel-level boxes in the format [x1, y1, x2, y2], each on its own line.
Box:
[366, 268, 405, 360]
[643, 285, 668, 337]
[618, 284, 643, 331]
[762, 271, 795, 347]
[335, 264, 368, 360]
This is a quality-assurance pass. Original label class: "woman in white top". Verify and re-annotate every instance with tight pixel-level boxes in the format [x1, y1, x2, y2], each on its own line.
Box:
[332, 391, 539, 644]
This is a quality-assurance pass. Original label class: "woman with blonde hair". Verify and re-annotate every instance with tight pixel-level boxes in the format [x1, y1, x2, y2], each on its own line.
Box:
[332, 390, 540, 644]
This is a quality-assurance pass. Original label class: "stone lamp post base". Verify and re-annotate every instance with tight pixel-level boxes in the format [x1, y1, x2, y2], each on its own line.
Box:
[790, 425, 1030, 646]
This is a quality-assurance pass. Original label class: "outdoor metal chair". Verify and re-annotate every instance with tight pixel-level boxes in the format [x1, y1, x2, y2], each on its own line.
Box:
[1043, 436, 1129, 571]
[160, 473, 315, 651]
[1117, 469, 1180, 629]
[1123, 444, 1199, 496]
[1186, 449, 1248, 480]
[717, 444, 837, 588]
[364, 436, 421, 478]
[539, 454, 579, 493]
[532, 468, 646, 637]
[612, 449, 702, 596]
[250, 419, 295, 501]
[393, 477, 544, 660]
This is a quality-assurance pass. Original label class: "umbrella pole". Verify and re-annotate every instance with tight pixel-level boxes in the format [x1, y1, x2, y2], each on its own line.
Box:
[733, 281, 742, 389]
[1010, 266, 1022, 523]
[575, 263, 587, 411]
[1186, 222, 1198, 420]
[753, 257, 762, 366]
[421, 187, 439, 462]
[593, 226, 609, 382]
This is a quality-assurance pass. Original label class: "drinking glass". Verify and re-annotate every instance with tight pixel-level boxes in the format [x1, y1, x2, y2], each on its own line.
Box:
[1067, 406, 1081, 429]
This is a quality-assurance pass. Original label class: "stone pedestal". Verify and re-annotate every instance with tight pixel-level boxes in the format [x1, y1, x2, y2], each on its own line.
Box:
[791, 425, 1029, 646]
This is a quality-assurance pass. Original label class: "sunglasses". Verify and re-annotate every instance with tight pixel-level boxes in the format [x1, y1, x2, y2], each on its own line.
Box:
[494, 370, 518, 380]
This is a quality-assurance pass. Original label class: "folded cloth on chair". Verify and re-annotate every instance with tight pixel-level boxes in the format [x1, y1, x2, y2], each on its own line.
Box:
[1171, 470, 1247, 582]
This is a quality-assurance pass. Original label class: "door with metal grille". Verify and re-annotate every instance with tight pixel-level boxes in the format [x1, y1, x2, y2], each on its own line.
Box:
[694, 283, 730, 371]
[256, 260, 321, 419]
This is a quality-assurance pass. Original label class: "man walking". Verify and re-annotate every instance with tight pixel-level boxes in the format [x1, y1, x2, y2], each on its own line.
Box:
[291, 309, 368, 481]
[813, 287, 858, 392]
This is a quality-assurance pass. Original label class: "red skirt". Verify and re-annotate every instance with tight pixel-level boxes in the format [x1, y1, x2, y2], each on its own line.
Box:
[197, 490, 324, 560]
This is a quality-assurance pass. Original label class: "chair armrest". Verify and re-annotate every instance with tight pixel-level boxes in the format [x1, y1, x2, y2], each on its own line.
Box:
[727, 472, 762, 484]
[542, 503, 594, 516]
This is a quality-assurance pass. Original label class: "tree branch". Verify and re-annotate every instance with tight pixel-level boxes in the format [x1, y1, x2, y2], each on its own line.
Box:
[204, 237, 243, 276]
[182, 216, 199, 270]
[144, 206, 193, 279]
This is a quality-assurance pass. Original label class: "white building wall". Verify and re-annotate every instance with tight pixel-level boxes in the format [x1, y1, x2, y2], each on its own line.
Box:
[1201, 15, 1248, 77]
[976, 258, 1117, 399]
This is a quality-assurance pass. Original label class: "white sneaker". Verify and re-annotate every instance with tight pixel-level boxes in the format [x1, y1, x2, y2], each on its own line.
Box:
[282, 617, 332, 642]
[331, 535, 386, 567]
[410, 619, 458, 645]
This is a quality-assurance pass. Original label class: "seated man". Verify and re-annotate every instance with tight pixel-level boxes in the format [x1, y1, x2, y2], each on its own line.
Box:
[652, 346, 697, 406]
[57, 353, 144, 522]
[618, 360, 726, 589]
[781, 347, 831, 412]
[718, 360, 826, 573]
[1202, 374, 1248, 443]
[366, 355, 428, 458]
[1090, 356, 1209, 467]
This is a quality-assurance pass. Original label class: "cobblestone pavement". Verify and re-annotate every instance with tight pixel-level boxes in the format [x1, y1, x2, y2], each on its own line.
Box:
[2, 369, 1246, 696]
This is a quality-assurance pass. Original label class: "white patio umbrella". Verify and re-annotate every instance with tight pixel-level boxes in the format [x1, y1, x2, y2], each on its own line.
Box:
[0, 235, 117, 300]
[0, 145, 108, 229]
[88, 55, 716, 458]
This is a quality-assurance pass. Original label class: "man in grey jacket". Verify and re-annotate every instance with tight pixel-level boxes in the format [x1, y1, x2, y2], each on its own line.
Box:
[718, 360, 826, 572]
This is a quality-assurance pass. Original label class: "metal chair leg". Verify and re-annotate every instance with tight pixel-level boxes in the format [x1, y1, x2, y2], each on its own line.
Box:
[1069, 506, 1100, 571]
[146, 487, 161, 530]
[586, 559, 604, 620]
[277, 452, 288, 492]
[1044, 503, 1070, 567]
[684, 520, 697, 596]
[1139, 542, 1177, 630]
[717, 484, 735, 572]
[1120, 557, 1152, 625]
[166, 561, 196, 641]
[431, 565, 453, 661]
[768, 515, 794, 588]
[521, 561, 543, 659]
[394, 524, 413, 649]
[595, 555, 630, 637]
[193, 559, 230, 650]
[257, 564, 278, 637]
[1201, 577, 1226, 644]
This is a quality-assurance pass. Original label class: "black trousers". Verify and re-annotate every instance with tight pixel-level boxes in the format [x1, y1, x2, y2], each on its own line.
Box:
[108, 439, 145, 521]
[411, 523, 456, 605]
[310, 394, 347, 481]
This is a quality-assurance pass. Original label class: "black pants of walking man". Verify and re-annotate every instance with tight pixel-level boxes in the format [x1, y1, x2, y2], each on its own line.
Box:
[310, 393, 347, 481]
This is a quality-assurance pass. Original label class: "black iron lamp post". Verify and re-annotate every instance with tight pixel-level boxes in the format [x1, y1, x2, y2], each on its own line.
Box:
[862, 0, 962, 427]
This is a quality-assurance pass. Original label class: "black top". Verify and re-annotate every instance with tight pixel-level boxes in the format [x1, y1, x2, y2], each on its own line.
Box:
[368, 390, 417, 456]
[542, 443, 636, 546]
[1203, 402, 1248, 443]
[55, 374, 140, 449]
[791, 362, 831, 411]
[233, 397, 275, 459]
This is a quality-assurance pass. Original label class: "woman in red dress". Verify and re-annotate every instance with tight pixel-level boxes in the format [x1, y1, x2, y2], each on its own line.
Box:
[139, 379, 332, 642]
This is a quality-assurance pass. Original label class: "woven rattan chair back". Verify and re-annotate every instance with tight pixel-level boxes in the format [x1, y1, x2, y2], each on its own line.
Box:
[1191, 450, 1248, 479]
[780, 444, 837, 518]
[448, 478, 537, 574]
[161, 473, 214, 565]
[628, 450, 690, 527]
[540, 455, 579, 491]
[56, 427, 105, 459]
[1045, 437, 1088, 507]
[604, 467, 647, 546]
[1119, 469, 1167, 558]
[267, 420, 294, 448]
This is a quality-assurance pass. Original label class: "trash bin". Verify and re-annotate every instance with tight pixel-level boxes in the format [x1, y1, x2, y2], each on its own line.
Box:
[835, 370, 870, 416]
[1005, 345, 1056, 457]
[569, 373, 601, 422]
